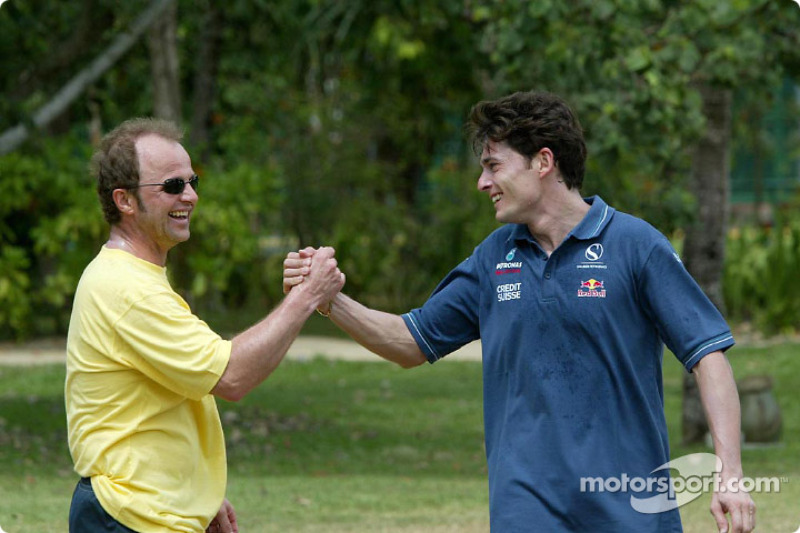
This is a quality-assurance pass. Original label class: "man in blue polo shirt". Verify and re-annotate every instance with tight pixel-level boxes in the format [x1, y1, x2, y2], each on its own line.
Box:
[283, 91, 755, 532]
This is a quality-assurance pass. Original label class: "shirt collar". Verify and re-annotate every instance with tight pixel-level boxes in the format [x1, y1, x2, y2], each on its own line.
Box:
[506, 195, 615, 244]
[570, 195, 615, 241]
[508, 222, 534, 244]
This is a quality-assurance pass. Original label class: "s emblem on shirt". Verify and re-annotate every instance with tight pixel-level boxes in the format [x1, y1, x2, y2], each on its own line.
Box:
[577, 243, 608, 271]
[585, 243, 604, 261]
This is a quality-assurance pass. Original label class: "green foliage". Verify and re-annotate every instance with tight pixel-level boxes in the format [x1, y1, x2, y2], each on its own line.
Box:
[724, 216, 800, 335]
[172, 157, 288, 313]
[0, 135, 104, 339]
[0, 246, 31, 338]
[0, 0, 153, 131]
[328, 158, 497, 312]
[1, 0, 800, 338]
[200, 0, 490, 313]
[478, 0, 800, 234]
[0, 154, 37, 337]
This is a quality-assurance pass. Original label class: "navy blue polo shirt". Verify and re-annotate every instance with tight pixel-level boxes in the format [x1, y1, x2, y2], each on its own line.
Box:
[402, 196, 733, 532]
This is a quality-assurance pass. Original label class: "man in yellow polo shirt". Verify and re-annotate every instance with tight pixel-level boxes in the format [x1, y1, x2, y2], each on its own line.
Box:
[65, 118, 345, 532]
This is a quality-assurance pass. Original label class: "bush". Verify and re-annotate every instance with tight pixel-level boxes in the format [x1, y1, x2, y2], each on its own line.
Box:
[3, 127, 797, 342]
[0, 136, 104, 339]
[724, 213, 800, 335]
[0, 135, 287, 340]
[327, 157, 497, 313]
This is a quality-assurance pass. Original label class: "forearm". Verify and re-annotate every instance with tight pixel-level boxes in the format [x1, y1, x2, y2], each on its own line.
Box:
[694, 350, 757, 532]
[213, 288, 318, 401]
[693, 351, 744, 479]
[328, 293, 426, 368]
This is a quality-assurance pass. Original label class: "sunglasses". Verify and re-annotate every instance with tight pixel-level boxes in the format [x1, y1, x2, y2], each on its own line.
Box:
[126, 175, 199, 195]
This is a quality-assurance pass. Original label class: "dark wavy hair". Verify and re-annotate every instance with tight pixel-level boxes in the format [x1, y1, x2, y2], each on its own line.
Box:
[467, 91, 587, 190]
[91, 118, 183, 225]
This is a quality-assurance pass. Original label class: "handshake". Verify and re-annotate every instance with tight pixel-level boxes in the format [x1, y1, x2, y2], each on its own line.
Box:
[282, 246, 426, 369]
[283, 246, 345, 316]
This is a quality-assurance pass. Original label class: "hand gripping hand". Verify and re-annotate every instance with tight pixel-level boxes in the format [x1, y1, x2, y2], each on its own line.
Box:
[288, 246, 344, 314]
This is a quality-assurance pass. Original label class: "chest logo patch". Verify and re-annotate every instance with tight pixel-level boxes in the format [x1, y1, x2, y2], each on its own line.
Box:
[496, 248, 522, 275]
[585, 243, 604, 261]
[578, 242, 608, 271]
[497, 282, 522, 302]
[578, 278, 606, 298]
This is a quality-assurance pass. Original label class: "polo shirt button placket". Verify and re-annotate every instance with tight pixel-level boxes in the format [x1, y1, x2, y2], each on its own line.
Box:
[541, 254, 557, 303]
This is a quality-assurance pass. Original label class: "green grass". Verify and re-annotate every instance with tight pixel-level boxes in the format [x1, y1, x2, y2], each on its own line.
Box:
[663, 342, 800, 532]
[0, 341, 798, 532]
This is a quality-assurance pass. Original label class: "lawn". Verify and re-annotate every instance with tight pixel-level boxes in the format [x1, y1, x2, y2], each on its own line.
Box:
[0, 340, 797, 532]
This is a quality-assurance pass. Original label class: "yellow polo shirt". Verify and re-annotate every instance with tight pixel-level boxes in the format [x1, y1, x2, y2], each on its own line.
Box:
[66, 246, 232, 532]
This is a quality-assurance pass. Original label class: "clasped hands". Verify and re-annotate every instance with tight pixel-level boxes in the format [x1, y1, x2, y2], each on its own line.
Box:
[283, 246, 345, 315]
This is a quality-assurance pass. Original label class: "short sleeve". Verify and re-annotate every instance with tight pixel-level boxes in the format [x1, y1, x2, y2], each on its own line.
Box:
[403, 254, 482, 363]
[638, 237, 734, 371]
[114, 292, 231, 400]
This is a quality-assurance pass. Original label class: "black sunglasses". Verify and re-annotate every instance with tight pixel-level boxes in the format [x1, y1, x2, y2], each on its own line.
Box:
[126, 175, 199, 195]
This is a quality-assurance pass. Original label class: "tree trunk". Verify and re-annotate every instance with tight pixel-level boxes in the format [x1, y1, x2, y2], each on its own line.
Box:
[147, 0, 182, 125]
[145, 0, 194, 301]
[189, 0, 222, 160]
[681, 84, 733, 445]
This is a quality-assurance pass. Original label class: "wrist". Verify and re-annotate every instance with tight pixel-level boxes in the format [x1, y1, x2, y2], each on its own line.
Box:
[316, 292, 341, 318]
[719, 469, 744, 482]
[285, 283, 327, 317]
[316, 300, 333, 318]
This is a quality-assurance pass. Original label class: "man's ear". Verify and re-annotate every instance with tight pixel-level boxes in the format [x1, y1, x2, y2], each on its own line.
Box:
[112, 189, 136, 216]
[537, 147, 556, 175]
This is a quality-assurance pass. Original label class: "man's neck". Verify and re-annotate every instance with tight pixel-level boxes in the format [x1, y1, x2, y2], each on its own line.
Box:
[106, 226, 167, 267]
[526, 191, 589, 256]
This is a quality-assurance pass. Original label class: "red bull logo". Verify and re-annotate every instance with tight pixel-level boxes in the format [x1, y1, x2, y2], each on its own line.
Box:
[578, 278, 606, 298]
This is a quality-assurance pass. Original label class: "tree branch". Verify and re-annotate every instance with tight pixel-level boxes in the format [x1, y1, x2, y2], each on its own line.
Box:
[0, 0, 176, 156]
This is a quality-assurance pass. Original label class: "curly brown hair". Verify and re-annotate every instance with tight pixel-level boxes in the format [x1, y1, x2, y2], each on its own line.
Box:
[467, 91, 587, 190]
[91, 118, 183, 225]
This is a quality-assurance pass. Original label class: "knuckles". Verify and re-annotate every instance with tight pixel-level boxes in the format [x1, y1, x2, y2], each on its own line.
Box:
[285, 247, 344, 291]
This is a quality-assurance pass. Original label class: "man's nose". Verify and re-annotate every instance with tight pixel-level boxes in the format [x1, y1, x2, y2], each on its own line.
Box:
[477, 171, 492, 192]
[182, 182, 199, 202]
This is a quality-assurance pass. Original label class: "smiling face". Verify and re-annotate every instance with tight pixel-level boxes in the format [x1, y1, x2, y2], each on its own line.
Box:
[477, 140, 543, 225]
[130, 134, 198, 257]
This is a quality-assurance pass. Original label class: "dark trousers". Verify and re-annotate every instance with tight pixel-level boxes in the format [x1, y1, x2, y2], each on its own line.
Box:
[69, 477, 138, 532]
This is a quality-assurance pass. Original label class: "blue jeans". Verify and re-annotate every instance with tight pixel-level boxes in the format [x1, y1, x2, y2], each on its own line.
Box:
[69, 477, 138, 532]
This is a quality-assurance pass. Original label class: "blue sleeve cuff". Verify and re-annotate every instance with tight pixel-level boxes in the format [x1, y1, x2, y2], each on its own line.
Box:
[402, 312, 440, 364]
[683, 333, 735, 372]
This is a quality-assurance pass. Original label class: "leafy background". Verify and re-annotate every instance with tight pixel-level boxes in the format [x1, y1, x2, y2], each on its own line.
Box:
[1, 0, 799, 339]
